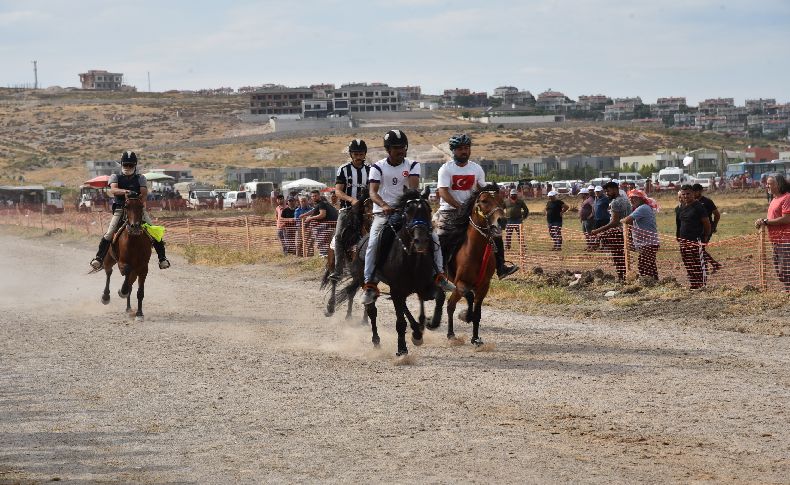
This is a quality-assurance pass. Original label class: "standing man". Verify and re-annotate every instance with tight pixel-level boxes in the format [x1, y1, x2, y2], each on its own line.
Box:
[436, 134, 518, 279]
[279, 196, 297, 254]
[361, 130, 455, 305]
[593, 185, 611, 229]
[504, 188, 529, 251]
[675, 185, 711, 289]
[591, 181, 632, 280]
[691, 183, 722, 273]
[545, 191, 569, 251]
[329, 139, 371, 279]
[579, 185, 596, 250]
[622, 189, 660, 279]
[755, 174, 790, 291]
[303, 189, 338, 257]
[274, 194, 290, 255]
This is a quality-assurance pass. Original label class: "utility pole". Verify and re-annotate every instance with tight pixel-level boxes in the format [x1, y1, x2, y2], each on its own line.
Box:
[32, 60, 38, 89]
[147, 71, 151, 92]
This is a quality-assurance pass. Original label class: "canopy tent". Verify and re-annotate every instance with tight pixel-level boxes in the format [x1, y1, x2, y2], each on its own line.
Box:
[83, 175, 110, 188]
[281, 178, 327, 193]
[142, 172, 176, 182]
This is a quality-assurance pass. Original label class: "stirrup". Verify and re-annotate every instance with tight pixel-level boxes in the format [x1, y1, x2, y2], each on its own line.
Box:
[435, 274, 456, 293]
[361, 283, 379, 305]
[158, 258, 170, 269]
[90, 258, 102, 270]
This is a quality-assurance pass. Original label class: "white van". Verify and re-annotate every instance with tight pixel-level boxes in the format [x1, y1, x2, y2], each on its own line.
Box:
[224, 191, 249, 209]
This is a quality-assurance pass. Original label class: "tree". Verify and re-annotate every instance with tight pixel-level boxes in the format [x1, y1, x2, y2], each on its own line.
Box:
[638, 164, 656, 178]
[519, 165, 533, 178]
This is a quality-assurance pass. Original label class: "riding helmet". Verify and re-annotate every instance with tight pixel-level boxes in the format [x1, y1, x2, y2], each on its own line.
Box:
[121, 151, 138, 166]
[448, 133, 472, 150]
[383, 129, 408, 149]
[348, 139, 367, 153]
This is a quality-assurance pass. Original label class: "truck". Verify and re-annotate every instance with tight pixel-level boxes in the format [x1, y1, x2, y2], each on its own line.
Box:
[657, 167, 686, 189]
[241, 180, 276, 201]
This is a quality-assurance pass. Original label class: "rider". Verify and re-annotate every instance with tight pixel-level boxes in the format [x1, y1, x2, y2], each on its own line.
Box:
[436, 134, 519, 279]
[329, 139, 371, 280]
[361, 129, 456, 305]
[89, 151, 170, 270]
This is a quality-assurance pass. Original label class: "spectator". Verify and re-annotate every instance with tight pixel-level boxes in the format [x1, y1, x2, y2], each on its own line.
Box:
[755, 174, 790, 292]
[591, 181, 632, 281]
[675, 185, 711, 289]
[691, 183, 722, 273]
[303, 189, 338, 257]
[622, 189, 660, 279]
[281, 197, 297, 254]
[504, 188, 529, 250]
[593, 185, 610, 229]
[274, 194, 290, 255]
[579, 185, 596, 250]
[293, 196, 312, 256]
[545, 191, 568, 251]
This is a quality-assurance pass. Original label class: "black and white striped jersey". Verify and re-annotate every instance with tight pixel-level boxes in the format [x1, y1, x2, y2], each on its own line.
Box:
[335, 162, 371, 208]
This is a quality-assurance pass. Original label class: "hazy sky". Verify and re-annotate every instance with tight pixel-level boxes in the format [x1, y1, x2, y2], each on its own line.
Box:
[2, 0, 788, 105]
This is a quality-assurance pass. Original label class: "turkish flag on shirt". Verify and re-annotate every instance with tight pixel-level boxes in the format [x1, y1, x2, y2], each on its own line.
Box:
[451, 175, 475, 191]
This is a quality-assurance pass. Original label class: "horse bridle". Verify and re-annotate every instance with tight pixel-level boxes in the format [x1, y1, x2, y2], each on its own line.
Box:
[468, 192, 504, 243]
[388, 198, 432, 255]
[124, 197, 144, 236]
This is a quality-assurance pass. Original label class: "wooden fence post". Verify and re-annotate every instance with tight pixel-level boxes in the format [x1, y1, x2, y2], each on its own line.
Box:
[245, 216, 251, 252]
[186, 217, 192, 245]
[623, 224, 632, 279]
[758, 226, 767, 291]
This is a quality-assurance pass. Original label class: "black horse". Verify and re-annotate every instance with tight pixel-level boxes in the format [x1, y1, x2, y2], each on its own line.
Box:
[338, 188, 436, 356]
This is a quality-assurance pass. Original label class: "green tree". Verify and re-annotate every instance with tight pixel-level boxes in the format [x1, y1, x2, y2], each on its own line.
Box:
[638, 164, 656, 178]
[519, 165, 533, 178]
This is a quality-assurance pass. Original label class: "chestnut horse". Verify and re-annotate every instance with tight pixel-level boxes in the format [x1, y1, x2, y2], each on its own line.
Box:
[429, 186, 506, 346]
[100, 195, 152, 321]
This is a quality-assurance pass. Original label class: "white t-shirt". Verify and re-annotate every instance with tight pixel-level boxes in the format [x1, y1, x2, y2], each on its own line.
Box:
[437, 160, 486, 211]
[368, 157, 420, 213]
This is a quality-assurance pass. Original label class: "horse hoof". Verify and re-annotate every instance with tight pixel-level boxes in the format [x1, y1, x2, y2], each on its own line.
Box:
[135, 315, 144, 323]
[412, 335, 423, 346]
[447, 333, 455, 340]
[324, 309, 334, 317]
[472, 337, 484, 347]
[396, 349, 408, 357]
[118, 289, 129, 299]
[426, 319, 441, 330]
[458, 310, 470, 323]
[101, 296, 110, 305]
[372, 337, 380, 347]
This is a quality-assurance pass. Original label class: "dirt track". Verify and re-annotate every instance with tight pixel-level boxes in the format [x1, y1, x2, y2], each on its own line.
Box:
[1, 231, 788, 484]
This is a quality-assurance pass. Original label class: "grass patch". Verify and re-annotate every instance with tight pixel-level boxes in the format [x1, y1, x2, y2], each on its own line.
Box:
[487, 278, 582, 306]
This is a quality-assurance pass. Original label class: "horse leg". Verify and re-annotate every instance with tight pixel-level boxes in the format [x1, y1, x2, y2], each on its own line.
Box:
[471, 298, 484, 346]
[118, 272, 131, 299]
[135, 273, 146, 322]
[367, 300, 380, 348]
[407, 301, 423, 346]
[459, 290, 474, 323]
[324, 279, 336, 317]
[446, 287, 463, 340]
[393, 297, 409, 356]
[427, 288, 444, 330]
[101, 266, 112, 305]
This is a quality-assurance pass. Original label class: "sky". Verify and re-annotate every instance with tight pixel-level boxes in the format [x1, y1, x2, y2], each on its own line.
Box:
[1, 0, 788, 105]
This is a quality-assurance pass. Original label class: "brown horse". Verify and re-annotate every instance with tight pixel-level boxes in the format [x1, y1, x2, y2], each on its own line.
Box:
[430, 186, 506, 346]
[100, 195, 153, 322]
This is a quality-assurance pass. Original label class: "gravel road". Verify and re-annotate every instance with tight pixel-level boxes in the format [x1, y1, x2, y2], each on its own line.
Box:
[1, 232, 788, 484]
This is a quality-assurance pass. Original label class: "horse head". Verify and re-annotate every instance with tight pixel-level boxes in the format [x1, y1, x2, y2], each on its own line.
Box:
[124, 194, 145, 236]
[473, 188, 506, 237]
[397, 189, 433, 255]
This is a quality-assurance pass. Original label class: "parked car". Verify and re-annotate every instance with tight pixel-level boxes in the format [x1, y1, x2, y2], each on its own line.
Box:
[551, 181, 572, 195]
[224, 190, 250, 209]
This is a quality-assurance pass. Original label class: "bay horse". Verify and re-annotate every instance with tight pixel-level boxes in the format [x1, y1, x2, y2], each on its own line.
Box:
[429, 185, 506, 346]
[321, 196, 373, 319]
[99, 195, 152, 322]
[338, 188, 435, 356]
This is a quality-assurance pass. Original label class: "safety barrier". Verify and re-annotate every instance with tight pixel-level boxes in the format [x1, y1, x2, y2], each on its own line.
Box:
[1, 208, 786, 292]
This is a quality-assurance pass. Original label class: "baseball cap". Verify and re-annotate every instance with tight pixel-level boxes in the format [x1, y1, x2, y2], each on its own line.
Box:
[509, 188, 518, 195]
[587, 185, 595, 191]
[547, 190, 558, 197]
[594, 185, 603, 192]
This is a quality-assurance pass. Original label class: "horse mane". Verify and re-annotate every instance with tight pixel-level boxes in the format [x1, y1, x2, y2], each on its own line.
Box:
[392, 189, 423, 211]
[441, 183, 500, 253]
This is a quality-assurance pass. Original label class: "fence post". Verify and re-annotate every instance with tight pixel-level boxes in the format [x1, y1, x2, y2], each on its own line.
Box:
[186, 217, 192, 245]
[214, 219, 220, 247]
[623, 224, 632, 279]
[301, 219, 307, 257]
[758, 226, 767, 291]
[245, 216, 251, 252]
[518, 222, 525, 273]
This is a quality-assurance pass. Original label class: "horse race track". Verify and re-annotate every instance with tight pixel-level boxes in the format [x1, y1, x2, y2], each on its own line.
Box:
[1, 231, 788, 484]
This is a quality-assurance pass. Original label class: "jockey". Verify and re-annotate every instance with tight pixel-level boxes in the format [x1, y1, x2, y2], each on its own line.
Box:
[89, 151, 170, 270]
[361, 130, 456, 305]
[436, 134, 518, 279]
[330, 139, 371, 280]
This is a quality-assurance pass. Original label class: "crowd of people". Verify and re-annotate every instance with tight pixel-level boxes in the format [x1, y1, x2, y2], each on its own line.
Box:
[274, 189, 338, 257]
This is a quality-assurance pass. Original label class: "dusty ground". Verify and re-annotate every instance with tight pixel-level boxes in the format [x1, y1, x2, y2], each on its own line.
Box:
[1, 231, 788, 484]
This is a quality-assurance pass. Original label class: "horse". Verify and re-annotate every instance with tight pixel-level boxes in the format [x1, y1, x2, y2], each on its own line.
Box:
[338, 188, 436, 356]
[99, 195, 153, 322]
[320, 197, 373, 319]
[428, 185, 506, 346]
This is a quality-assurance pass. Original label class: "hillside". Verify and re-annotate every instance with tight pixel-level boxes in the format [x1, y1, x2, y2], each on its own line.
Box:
[1, 89, 785, 187]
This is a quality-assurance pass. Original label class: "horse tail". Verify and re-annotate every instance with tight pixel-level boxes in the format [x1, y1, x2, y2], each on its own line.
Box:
[319, 266, 332, 290]
[335, 274, 362, 307]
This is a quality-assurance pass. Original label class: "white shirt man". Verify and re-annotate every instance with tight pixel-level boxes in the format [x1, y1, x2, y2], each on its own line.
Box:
[435, 157, 486, 233]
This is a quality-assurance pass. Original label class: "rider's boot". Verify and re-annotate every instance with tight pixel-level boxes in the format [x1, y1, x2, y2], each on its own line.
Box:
[494, 237, 519, 279]
[330, 249, 345, 281]
[361, 281, 379, 306]
[152, 239, 170, 269]
[435, 273, 457, 293]
[90, 238, 111, 270]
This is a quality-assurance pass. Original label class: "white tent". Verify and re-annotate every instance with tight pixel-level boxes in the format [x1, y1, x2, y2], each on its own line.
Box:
[281, 178, 326, 193]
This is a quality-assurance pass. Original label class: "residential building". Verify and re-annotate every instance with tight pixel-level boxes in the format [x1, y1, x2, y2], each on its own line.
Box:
[745, 98, 776, 114]
[249, 86, 314, 115]
[698, 98, 734, 115]
[396, 85, 422, 101]
[651, 97, 687, 117]
[536, 90, 573, 112]
[442, 88, 487, 107]
[332, 82, 400, 114]
[492, 86, 519, 98]
[310, 84, 335, 99]
[302, 99, 331, 118]
[85, 160, 120, 179]
[79, 70, 123, 90]
[604, 97, 643, 120]
[503, 90, 536, 107]
[575, 95, 610, 112]
[149, 165, 194, 183]
[746, 147, 780, 163]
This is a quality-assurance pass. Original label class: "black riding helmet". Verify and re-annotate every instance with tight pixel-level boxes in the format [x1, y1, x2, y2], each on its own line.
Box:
[348, 139, 367, 153]
[383, 129, 408, 149]
[121, 151, 138, 167]
[448, 133, 472, 150]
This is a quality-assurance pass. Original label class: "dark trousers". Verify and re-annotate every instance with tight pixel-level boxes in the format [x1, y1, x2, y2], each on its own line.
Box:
[773, 242, 790, 291]
[548, 223, 562, 250]
[505, 219, 522, 250]
[679, 239, 706, 289]
[600, 228, 626, 279]
[637, 244, 660, 279]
